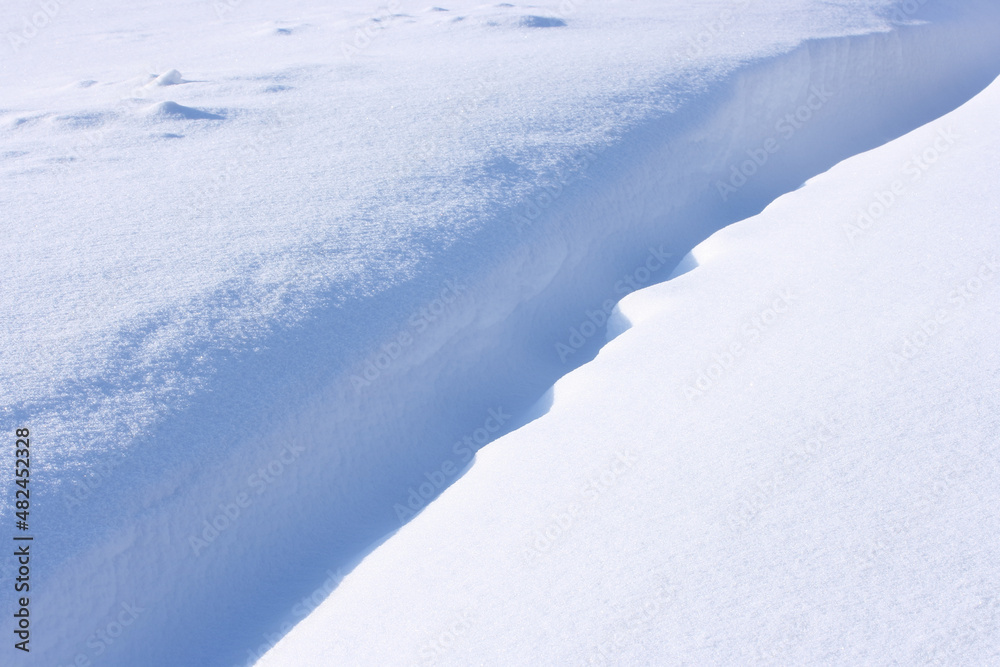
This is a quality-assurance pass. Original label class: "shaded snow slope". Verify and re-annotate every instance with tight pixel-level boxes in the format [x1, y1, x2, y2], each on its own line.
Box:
[2, 1, 1000, 665]
[260, 70, 1000, 667]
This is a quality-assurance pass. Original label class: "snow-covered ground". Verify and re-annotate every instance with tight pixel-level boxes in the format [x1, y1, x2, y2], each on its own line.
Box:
[259, 54, 1000, 667]
[1, 1, 999, 665]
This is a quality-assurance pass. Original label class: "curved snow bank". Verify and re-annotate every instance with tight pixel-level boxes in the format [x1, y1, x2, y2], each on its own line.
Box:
[2, 2, 1000, 665]
[260, 67, 1000, 666]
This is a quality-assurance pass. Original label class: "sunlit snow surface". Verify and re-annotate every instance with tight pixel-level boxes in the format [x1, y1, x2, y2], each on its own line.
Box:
[1, 1, 999, 665]
[261, 62, 1000, 667]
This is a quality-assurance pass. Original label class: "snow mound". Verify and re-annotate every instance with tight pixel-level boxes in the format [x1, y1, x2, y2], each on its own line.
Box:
[147, 100, 223, 120]
[149, 69, 184, 86]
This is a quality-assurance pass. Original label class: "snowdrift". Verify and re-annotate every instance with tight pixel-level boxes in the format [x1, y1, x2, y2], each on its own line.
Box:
[1, 1, 999, 664]
[260, 68, 1000, 664]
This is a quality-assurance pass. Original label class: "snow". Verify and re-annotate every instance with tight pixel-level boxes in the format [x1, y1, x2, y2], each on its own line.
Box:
[258, 69, 1000, 667]
[1, 0, 999, 665]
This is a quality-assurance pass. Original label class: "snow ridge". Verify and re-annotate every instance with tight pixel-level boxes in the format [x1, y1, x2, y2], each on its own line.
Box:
[5, 4, 1000, 666]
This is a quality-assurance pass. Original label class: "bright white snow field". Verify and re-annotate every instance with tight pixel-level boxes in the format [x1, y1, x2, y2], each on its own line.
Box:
[1, 1, 999, 665]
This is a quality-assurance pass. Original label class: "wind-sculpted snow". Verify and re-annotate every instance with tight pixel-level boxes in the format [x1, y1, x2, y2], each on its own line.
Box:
[259, 66, 1000, 667]
[1, 1, 999, 665]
